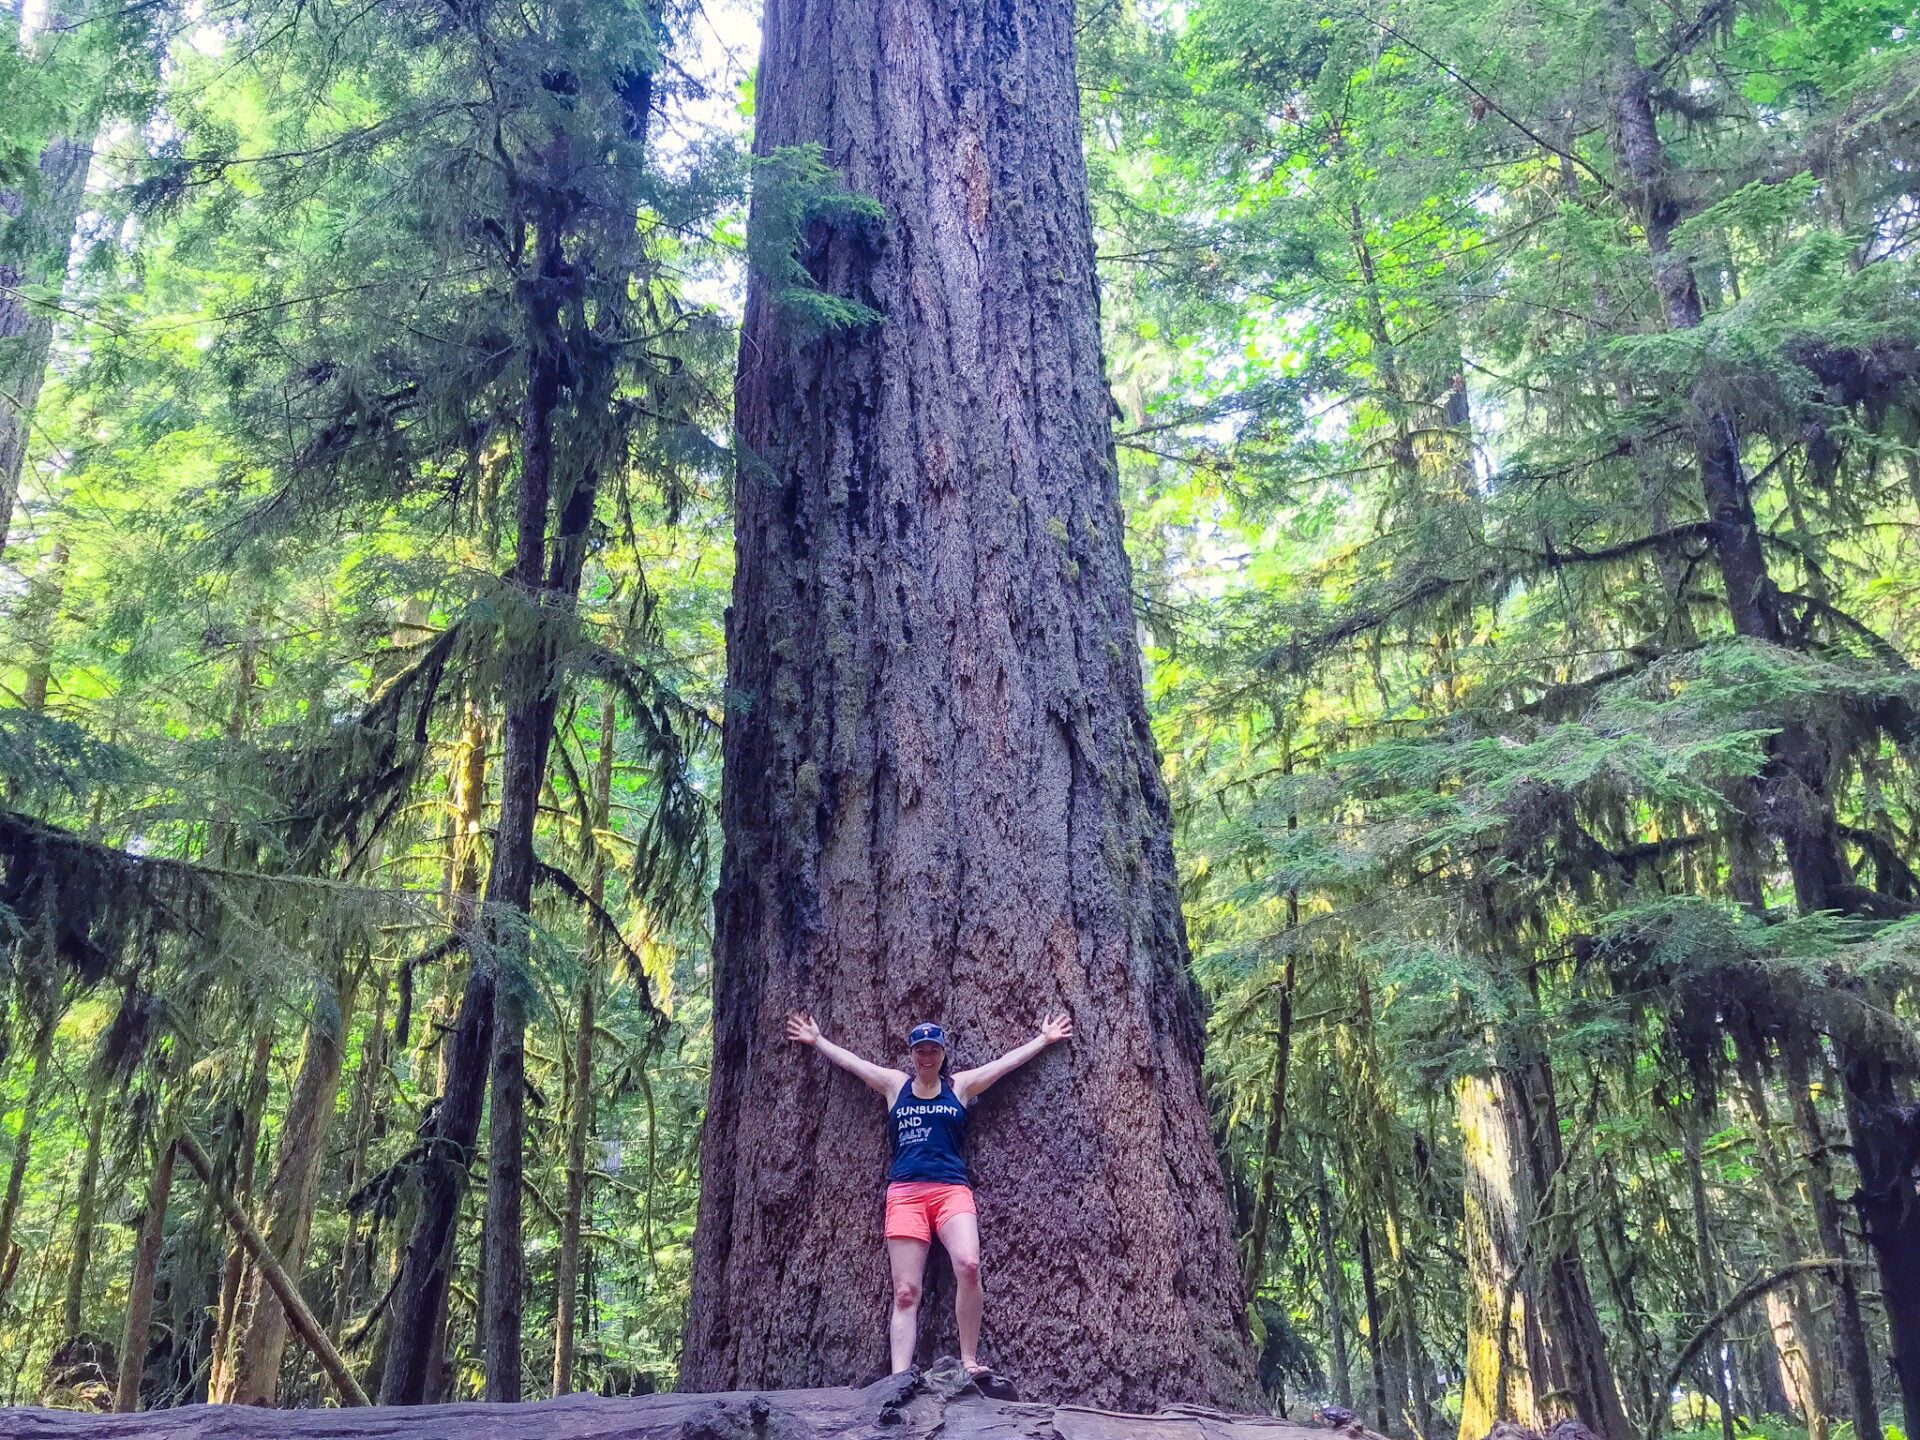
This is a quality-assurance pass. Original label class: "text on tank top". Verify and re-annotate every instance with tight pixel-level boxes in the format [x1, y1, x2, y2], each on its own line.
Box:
[887, 1077, 970, 1186]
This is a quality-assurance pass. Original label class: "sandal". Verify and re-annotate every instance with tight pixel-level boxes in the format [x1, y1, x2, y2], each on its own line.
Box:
[964, 1365, 1019, 1401]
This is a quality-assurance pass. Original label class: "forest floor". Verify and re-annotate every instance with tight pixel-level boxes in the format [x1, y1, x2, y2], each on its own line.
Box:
[6, 1362, 1340, 1440]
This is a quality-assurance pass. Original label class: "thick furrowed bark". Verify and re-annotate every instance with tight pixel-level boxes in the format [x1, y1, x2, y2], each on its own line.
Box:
[682, 0, 1254, 1406]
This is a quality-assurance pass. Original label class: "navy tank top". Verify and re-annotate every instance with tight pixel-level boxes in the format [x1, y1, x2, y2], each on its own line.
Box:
[887, 1077, 970, 1185]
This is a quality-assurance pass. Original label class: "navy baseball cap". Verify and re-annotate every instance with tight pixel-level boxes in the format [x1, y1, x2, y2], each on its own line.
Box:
[906, 1022, 948, 1050]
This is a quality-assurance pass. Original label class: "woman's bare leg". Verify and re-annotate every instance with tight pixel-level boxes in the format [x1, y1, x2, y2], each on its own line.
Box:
[936, 1212, 984, 1372]
[887, 1237, 931, 1373]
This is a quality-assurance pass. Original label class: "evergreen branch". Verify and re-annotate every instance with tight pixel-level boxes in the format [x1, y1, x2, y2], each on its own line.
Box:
[532, 861, 667, 1032]
[1656, 0, 1738, 73]
[1269, 524, 1711, 669]
[1788, 593, 1913, 674]
[1657, 1258, 1858, 1410]
[1368, 20, 1615, 195]
[131, 104, 467, 204]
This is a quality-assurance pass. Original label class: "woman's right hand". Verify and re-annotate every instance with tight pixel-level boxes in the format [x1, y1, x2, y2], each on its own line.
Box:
[786, 1012, 821, 1046]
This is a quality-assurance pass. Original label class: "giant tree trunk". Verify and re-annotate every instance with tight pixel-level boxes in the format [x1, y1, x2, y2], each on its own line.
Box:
[681, 0, 1254, 1406]
[215, 970, 357, 1406]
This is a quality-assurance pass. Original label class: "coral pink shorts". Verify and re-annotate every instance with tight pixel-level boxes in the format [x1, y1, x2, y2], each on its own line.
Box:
[884, 1182, 976, 1242]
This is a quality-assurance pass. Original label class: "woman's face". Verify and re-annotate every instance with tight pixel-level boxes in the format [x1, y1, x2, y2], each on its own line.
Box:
[910, 1041, 945, 1073]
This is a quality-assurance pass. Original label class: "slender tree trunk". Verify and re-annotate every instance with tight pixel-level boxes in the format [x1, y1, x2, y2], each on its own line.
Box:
[60, 1081, 110, 1337]
[553, 694, 614, 1397]
[1593, 1162, 1658, 1432]
[1318, 1157, 1354, 1411]
[334, 977, 387, 1335]
[1243, 951, 1297, 1298]
[1358, 1217, 1393, 1434]
[449, 708, 489, 932]
[1598, 57, 1916, 1409]
[1399, 1305, 1432, 1440]
[208, 1019, 274, 1397]
[173, 1132, 369, 1408]
[1783, 1033, 1880, 1440]
[1603, 0, 1856, 911]
[0, 1010, 57, 1301]
[1838, 1049, 1920, 1438]
[216, 968, 358, 1405]
[0, 122, 95, 557]
[681, 0, 1255, 1405]
[1245, 743, 1300, 1302]
[17, 539, 68, 712]
[1507, 1053, 1632, 1440]
[385, 52, 638, 1384]
[1682, 1103, 1738, 1440]
[1380, 1184, 1430, 1440]
[480, 159, 575, 1405]
[1732, 1046, 1829, 1440]
[550, 979, 595, 1398]
[1458, 1072, 1531, 1440]
[115, 1136, 176, 1413]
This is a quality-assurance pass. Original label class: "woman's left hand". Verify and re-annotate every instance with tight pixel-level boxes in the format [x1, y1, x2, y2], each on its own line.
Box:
[1039, 1013, 1073, 1045]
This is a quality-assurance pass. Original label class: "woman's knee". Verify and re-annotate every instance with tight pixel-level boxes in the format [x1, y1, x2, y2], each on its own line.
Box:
[894, 1279, 922, 1310]
[952, 1254, 982, 1285]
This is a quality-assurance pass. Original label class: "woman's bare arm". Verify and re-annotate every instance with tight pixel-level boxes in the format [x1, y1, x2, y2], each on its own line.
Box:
[952, 1013, 1073, 1105]
[787, 1013, 906, 1100]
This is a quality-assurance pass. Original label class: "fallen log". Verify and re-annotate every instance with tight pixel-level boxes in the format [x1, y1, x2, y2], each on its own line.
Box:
[7, 1360, 1336, 1440]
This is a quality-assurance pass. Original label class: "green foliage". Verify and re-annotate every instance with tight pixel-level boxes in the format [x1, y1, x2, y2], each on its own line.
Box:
[3, 0, 1920, 1420]
[746, 144, 887, 335]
